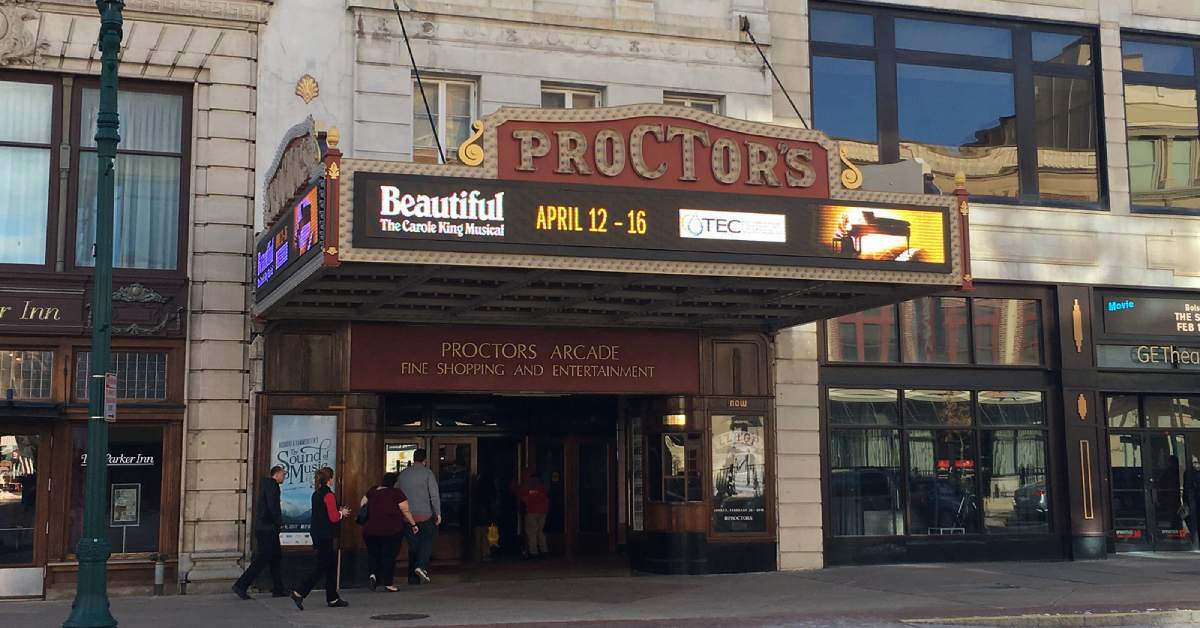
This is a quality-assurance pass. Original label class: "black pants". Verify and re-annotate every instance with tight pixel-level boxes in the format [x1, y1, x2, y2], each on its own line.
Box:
[364, 533, 402, 586]
[296, 538, 339, 603]
[234, 529, 285, 593]
[406, 520, 437, 583]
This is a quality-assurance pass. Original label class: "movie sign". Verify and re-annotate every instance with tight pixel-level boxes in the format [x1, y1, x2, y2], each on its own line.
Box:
[271, 414, 337, 545]
[1102, 295, 1200, 337]
[353, 173, 948, 270]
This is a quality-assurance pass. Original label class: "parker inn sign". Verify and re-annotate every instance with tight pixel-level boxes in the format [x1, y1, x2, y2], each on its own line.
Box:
[253, 105, 970, 330]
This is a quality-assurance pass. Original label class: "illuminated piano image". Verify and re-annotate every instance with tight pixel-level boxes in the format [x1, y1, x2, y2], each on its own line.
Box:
[832, 208, 913, 260]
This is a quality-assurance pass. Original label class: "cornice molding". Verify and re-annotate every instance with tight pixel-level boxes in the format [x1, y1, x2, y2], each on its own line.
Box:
[43, 0, 271, 24]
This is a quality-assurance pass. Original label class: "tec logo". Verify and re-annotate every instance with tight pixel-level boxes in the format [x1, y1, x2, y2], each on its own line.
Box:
[684, 215, 742, 237]
[1106, 299, 1136, 312]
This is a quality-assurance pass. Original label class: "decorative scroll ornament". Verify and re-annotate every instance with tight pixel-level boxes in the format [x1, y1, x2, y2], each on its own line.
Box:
[112, 283, 168, 303]
[457, 120, 485, 166]
[0, 0, 48, 67]
[1077, 393, 1088, 421]
[1072, 299, 1083, 353]
[295, 74, 319, 104]
[326, 162, 340, 180]
[838, 146, 862, 190]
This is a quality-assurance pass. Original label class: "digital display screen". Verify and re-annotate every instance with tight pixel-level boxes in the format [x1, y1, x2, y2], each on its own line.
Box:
[1102, 295, 1200, 337]
[352, 173, 950, 270]
[255, 183, 323, 299]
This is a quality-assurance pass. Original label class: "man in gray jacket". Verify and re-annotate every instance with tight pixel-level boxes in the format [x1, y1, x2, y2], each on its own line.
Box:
[396, 448, 440, 584]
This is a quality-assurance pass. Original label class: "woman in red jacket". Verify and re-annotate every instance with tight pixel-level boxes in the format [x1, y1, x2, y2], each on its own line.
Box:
[291, 467, 350, 610]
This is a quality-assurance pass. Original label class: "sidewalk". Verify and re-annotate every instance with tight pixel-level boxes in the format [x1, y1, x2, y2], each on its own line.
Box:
[10, 553, 1200, 627]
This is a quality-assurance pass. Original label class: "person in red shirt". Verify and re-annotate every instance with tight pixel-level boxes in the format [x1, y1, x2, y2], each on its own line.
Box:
[359, 472, 418, 592]
[515, 468, 550, 558]
[292, 467, 350, 610]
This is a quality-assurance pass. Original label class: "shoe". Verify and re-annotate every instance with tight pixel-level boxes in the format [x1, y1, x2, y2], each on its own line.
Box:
[231, 585, 251, 600]
[384, 585, 400, 592]
[328, 598, 349, 608]
[414, 567, 430, 583]
[271, 591, 288, 598]
[290, 591, 304, 611]
[368, 574, 377, 591]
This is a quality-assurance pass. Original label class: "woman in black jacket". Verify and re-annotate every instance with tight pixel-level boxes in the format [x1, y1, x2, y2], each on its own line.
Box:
[291, 467, 351, 610]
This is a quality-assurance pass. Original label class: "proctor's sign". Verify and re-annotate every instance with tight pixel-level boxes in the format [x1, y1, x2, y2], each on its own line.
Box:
[495, 115, 829, 199]
[349, 324, 700, 394]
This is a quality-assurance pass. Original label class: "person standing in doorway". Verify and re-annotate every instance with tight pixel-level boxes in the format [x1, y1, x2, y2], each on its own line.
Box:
[291, 467, 351, 610]
[232, 465, 287, 599]
[396, 448, 440, 584]
[360, 472, 418, 592]
[515, 468, 549, 558]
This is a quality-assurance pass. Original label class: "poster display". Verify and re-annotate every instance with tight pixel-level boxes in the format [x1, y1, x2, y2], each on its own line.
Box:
[271, 414, 337, 545]
[110, 483, 140, 526]
[711, 415, 768, 533]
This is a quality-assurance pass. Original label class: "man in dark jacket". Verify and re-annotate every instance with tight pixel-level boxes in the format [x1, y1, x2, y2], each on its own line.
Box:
[232, 465, 286, 599]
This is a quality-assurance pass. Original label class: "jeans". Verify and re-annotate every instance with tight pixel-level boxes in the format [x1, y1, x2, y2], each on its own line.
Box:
[406, 520, 437, 582]
[296, 538, 339, 603]
[364, 533, 402, 586]
[233, 529, 284, 593]
[524, 512, 548, 555]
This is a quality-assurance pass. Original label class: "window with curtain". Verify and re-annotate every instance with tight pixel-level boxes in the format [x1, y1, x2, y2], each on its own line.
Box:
[0, 80, 53, 265]
[826, 388, 1050, 537]
[413, 77, 477, 164]
[809, 4, 1100, 205]
[663, 94, 721, 114]
[1122, 36, 1200, 212]
[75, 88, 184, 270]
[542, 85, 602, 109]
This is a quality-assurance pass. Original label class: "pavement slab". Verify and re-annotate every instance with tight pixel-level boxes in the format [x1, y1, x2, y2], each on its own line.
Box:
[6, 554, 1200, 627]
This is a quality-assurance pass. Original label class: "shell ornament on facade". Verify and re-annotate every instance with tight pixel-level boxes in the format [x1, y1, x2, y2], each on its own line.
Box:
[295, 74, 319, 104]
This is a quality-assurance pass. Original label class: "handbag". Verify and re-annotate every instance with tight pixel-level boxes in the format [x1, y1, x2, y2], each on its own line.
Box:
[356, 501, 370, 525]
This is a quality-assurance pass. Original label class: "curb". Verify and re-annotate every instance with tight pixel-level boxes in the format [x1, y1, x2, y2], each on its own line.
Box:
[905, 609, 1200, 627]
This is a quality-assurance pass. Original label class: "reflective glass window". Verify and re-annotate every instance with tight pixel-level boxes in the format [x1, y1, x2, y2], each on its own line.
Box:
[907, 429, 980, 534]
[903, 390, 973, 426]
[826, 304, 898, 363]
[1125, 84, 1200, 210]
[828, 389, 899, 426]
[895, 18, 1011, 58]
[1106, 395, 1141, 428]
[900, 297, 970, 364]
[810, 9, 874, 46]
[813, 56, 879, 164]
[981, 430, 1048, 533]
[1034, 75, 1099, 203]
[978, 391, 1045, 426]
[1033, 32, 1092, 65]
[898, 65, 1018, 198]
[0, 81, 53, 265]
[830, 429, 903, 536]
[1122, 40, 1195, 76]
[972, 299, 1043, 365]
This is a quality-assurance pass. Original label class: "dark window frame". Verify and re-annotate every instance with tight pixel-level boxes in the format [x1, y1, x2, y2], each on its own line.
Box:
[0, 71, 62, 272]
[65, 76, 192, 274]
[825, 386, 1052, 538]
[810, 2, 1106, 209]
[1120, 31, 1200, 216]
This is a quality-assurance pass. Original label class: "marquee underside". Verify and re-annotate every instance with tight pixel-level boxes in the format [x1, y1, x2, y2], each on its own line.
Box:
[258, 262, 944, 331]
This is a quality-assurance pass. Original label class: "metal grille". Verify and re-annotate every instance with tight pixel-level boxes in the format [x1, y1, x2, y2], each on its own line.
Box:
[75, 351, 168, 400]
[0, 351, 54, 399]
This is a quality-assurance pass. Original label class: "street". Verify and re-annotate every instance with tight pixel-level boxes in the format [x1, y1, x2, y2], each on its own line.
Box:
[8, 553, 1200, 627]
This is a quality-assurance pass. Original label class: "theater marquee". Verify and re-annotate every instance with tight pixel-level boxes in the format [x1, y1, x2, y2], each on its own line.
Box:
[254, 106, 969, 326]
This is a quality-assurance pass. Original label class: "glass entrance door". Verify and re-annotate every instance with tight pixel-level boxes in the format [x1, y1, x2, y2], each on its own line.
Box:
[574, 438, 613, 554]
[432, 438, 474, 563]
[1109, 431, 1200, 550]
[0, 426, 48, 597]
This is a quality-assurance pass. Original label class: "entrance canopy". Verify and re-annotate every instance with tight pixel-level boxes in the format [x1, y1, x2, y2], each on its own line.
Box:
[254, 107, 969, 331]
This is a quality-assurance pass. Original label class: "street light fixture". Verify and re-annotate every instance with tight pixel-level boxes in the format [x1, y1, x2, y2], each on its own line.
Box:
[63, 1, 123, 626]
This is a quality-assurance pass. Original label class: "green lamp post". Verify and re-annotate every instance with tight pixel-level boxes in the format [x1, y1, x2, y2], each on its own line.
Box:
[64, 1, 123, 626]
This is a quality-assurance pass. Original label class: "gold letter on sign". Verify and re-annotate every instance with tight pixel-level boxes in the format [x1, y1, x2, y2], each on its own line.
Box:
[457, 120, 484, 166]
